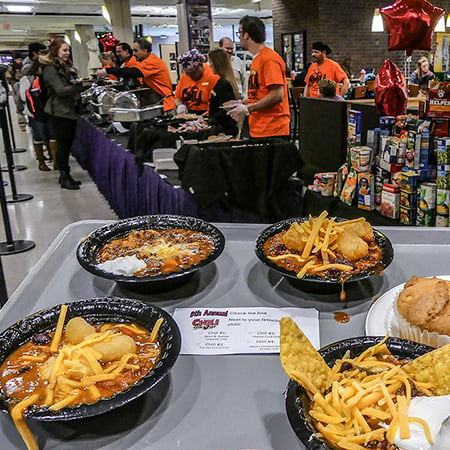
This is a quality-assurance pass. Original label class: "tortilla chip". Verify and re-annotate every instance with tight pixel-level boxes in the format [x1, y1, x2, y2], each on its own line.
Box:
[282, 222, 306, 253]
[279, 317, 330, 392]
[403, 343, 450, 396]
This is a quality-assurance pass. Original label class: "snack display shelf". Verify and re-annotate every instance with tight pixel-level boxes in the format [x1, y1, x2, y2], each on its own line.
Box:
[0, 220, 449, 450]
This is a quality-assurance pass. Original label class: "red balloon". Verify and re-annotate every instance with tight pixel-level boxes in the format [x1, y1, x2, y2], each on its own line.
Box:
[375, 59, 408, 117]
[100, 34, 119, 52]
[380, 0, 444, 56]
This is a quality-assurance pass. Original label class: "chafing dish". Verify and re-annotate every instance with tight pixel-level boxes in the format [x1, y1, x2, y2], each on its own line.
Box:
[111, 87, 164, 122]
[80, 86, 95, 106]
[90, 86, 119, 115]
[109, 104, 164, 122]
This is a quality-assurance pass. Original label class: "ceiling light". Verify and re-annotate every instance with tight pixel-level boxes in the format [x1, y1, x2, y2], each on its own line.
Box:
[435, 15, 446, 32]
[74, 31, 81, 44]
[371, 8, 384, 32]
[102, 5, 111, 25]
[5, 5, 32, 13]
[64, 35, 71, 46]
[447, 13, 450, 28]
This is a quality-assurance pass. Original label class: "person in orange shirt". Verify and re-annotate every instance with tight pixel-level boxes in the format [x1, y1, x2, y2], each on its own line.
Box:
[96, 38, 174, 112]
[174, 49, 219, 114]
[113, 42, 142, 89]
[227, 16, 290, 138]
[304, 42, 350, 99]
[115, 42, 138, 69]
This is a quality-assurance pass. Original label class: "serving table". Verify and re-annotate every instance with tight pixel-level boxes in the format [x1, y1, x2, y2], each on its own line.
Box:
[71, 117, 303, 223]
[0, 221, 449, 450]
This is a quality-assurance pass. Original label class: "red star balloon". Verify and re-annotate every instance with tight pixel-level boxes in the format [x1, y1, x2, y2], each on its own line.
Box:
[380, 0, 445, 56]
[100, 34, 119, 52]
[375, 59, 408, 117]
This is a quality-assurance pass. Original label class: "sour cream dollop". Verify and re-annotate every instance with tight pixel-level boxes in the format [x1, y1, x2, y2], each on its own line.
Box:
[96, 255, 147, 276]
[394, 395, 450, 450]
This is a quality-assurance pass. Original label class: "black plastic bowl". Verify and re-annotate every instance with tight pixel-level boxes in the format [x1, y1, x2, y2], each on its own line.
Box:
[0, 297, 181, 421]
[255, 217, 394, 290]
[285, 336, 434, 449]
[77, 215, 225, 293]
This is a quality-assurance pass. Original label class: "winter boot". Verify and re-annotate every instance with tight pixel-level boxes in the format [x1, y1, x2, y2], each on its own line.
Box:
[34, 142, 51, 171]
[59, 170, 80, 190]
[49, 140, 58, 170]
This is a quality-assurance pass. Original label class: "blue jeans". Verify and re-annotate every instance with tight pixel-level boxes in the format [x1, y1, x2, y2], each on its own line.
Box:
[28, 116, 55, 144]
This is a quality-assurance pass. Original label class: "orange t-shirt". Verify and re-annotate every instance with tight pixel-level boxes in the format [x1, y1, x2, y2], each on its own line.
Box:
[123, 56, 143, 86]
[124, 56, 139, 69]
[174, 64, 219, 112]
[247, 47, 290, 138]
[305, 59, 348, 98]
[138, 54, 174, 111]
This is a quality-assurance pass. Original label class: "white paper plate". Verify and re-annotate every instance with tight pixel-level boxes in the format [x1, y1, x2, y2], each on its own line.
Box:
[365, 275, 450, 337]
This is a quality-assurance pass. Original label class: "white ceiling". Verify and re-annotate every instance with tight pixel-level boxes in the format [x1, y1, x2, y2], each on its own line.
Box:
[0, 0, 272, 49]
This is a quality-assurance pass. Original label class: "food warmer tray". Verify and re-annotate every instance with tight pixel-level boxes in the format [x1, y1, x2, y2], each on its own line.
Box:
[110, 104, 164, 122]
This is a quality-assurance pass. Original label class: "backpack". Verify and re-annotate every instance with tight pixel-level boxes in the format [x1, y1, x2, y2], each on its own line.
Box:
[25, 75, 47, 120]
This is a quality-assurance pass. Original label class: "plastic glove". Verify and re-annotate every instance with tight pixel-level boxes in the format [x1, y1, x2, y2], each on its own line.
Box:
[227, 102, 249, 122]
[95, 69, 107, 79]
[176, 104, 188, 115]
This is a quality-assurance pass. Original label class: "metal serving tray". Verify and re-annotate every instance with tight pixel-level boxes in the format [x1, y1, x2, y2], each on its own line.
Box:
[1, 222, 450, 450]
[110, 104, 164, 122]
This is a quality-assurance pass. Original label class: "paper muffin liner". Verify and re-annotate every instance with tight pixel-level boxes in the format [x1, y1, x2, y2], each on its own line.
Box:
[392, 300, 450, 348]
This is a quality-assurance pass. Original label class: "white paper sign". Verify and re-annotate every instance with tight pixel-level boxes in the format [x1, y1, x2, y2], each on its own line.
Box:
[172, 307, 320, 355]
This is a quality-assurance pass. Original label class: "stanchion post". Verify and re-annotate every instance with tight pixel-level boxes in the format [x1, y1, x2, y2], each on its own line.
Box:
[5, 98, 26, 153]
[0, 105, 35, 254]
[0, 105, 33, 203]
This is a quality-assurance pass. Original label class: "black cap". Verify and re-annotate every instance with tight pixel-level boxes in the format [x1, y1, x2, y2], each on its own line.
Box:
[312, 41, 331, 55]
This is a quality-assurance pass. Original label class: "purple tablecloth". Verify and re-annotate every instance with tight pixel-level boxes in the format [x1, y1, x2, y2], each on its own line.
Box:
[71, 117, 302, 222]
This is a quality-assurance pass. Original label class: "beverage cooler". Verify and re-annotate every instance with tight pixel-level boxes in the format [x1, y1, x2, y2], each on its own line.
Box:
[281, 31, 307, 76]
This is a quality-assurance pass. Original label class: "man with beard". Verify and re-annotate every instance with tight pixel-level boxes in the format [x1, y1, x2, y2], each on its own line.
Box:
[304, 41, 349, 98]
[112, 42, 142, 89]
[174, 49, 219, 114]
[227, 15, 290, 138]
[115, 42, 138, 69]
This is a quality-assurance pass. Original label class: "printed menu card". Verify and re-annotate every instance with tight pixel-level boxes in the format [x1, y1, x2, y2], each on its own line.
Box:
[172, 307, 319, 355]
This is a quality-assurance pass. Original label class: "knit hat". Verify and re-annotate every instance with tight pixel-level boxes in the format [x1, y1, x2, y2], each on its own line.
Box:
[312, 42, 331, 55]
[177, 49, 206, 70]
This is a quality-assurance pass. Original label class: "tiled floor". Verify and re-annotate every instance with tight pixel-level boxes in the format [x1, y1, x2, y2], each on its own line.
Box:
[0, 99, 117, 298]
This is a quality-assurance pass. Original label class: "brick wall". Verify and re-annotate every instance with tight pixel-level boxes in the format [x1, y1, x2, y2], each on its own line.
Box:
[272, 0, 450, 78]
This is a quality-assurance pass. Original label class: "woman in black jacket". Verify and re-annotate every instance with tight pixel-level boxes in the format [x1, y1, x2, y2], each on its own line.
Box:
[43, 38, 85, 189]
[207, 48, 239, 137]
